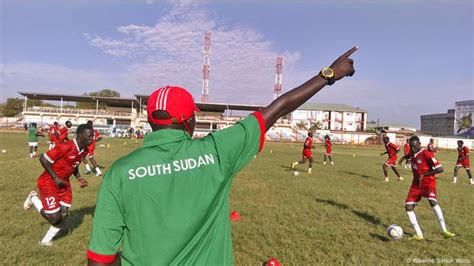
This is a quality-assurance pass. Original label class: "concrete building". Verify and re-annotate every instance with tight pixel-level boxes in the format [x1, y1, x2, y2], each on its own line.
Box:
[420, 109, 455, 136]
[291, 103, 367, 131]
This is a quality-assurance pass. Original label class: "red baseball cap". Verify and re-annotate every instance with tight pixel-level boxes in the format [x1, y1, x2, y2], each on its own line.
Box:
[147, 86, 199, 125]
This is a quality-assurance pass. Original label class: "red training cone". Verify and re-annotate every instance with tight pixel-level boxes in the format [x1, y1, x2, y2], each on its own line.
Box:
[230, 211, 241, 221]
[266, 258, 281, 266]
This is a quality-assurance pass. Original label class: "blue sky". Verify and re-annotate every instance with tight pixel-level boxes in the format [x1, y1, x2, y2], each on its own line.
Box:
[1, 0, 473, 127]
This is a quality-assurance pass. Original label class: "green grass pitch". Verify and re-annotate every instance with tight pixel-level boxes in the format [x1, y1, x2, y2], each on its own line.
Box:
[1, 132, 472, 264]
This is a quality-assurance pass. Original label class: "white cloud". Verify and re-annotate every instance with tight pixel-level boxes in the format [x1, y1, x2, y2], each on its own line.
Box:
[83, 2, 301, 104]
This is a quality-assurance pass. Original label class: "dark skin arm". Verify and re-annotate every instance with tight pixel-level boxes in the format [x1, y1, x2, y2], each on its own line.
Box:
[260, 47, 357, 131]
[39, 154, 65, 189]
[398, 154, 411, 165]
[74, 167, 88, 188]
[415, 166, 444, 186]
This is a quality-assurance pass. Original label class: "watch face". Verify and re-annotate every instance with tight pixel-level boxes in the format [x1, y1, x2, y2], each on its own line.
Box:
[323, 68, 334, 77]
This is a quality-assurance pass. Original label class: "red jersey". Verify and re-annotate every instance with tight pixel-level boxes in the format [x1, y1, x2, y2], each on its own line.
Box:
[325, 139, 332, 154]
[92, 129, 101, 143]
[385, 142, 399, 159]
[427, 143, 436, 153]
[49, 125, 60, 144]
[304, 137, 313, 150]
[410, 148, 442, 187]
[59, 126, 69, 142]
[457, 146, 470, 163]
[403, 143, 410, 155]
[40, 139, 87, 181]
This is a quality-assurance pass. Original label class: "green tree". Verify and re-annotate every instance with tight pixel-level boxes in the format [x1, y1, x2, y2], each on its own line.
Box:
[1, 98, 47, 117]
[76, 89, 121, 109]
[309, 121, 322, 131]
[295, 121, 307, 130]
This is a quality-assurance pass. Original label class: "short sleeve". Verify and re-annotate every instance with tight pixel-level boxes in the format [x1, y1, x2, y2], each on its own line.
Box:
[87, 169, 124, 263]
[44, 145, 66, 163]
[59, 128, 68, 141]
[464, 147, 470, 156]
[425, 151, 442, 170]
[208, 111, 265, 175]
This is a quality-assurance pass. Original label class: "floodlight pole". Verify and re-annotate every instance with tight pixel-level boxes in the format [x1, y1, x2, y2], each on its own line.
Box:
[23, 96, 28, 112]
[201, 32, 211, 103]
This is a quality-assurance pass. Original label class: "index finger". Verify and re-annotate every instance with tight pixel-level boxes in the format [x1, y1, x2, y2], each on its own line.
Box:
[337, 46, 358, 61]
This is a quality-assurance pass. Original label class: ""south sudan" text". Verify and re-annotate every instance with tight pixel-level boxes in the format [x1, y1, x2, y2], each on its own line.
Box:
[128, 154, 215, 180]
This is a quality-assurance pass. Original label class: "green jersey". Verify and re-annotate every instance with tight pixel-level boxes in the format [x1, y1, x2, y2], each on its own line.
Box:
[88, 112, 265, 265]
[28, 127, 38, 142]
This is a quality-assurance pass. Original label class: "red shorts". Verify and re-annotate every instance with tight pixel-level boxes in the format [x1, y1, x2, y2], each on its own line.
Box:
[325, 148, 332, 156]
[384, 156, 397, 166]
[37, 178, 72, 214]
[456, 159, 470, 169]
[406, 184, 437, 204]
[87, 143, 96, 157]
[303, 149, 312, 159]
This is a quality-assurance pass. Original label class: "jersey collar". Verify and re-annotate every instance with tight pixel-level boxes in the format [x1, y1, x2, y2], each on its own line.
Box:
[73, 139, 84, 153]
[143, 129, 191, 148]
[414, 148, 425, 158]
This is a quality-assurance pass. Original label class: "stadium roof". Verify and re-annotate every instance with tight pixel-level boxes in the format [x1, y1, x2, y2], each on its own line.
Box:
[18, 92, 264, 112]
[297, 102, 366, 112]
[134, 94, 264, 112]
[19, 92, 139, 108]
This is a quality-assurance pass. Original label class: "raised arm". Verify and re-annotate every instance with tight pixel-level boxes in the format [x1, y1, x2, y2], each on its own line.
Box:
[260, 46, 358, 131]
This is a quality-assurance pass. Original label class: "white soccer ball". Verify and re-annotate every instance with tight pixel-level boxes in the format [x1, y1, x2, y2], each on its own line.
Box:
[1, 149, 6, 153]
[293, 171, 300, 176]
[387, 224, 403, 240]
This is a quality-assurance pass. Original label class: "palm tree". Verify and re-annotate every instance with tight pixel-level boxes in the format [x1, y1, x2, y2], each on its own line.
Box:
[295, 121, 307, 130]
[309, 121, 322, 131]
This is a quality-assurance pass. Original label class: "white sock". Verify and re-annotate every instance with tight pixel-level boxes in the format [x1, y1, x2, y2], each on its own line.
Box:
[407, 211, 423, 236]
[331, 161, 334, 165]
[432, 205, 447, 233]
[95, 167, 102, 175]
[323, 161, 326, 165]
[41, 226, 61, 243]
[33, 151, 36, 156]
[453, 176, 457, 183]
[30, 153, 34, 158]
[31, 195, 43, 212]
[85, 164, 91, 171]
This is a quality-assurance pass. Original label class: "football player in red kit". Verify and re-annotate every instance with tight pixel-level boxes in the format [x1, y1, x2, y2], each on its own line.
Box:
[323, 135, 334, 166]
[453, 140, 473, 184]
[23, 124, 94, 245]
[380, 136, 403, 181]
[291, 131, 315, 174]
[403, 138, 411, 169]
[48, 122, 60, 150]
[427, 138, 438, 155]
[399, 136, 455, 240]
[58, 121, 72, 142]
[83, 121, 103, 176]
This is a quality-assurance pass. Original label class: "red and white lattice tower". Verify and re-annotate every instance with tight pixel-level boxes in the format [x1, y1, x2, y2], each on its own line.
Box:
[273, 57, 283, 100]
[201, 32, 211, 103]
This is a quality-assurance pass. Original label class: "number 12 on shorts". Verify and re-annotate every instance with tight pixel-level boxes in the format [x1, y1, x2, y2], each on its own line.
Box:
[45, 197, 56, 208]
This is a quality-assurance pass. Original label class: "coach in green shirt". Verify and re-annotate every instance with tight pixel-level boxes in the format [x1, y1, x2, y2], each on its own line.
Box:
[87, 47, 358, 265]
